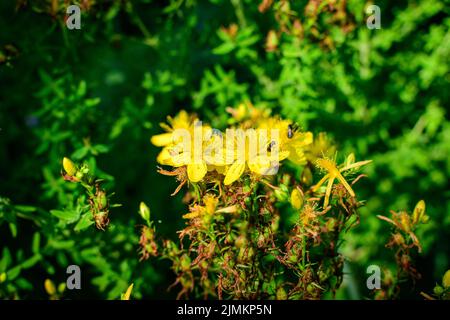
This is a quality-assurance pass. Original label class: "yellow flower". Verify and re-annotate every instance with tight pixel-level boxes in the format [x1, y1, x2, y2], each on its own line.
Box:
[223, 129, 280, 185]
[151, 111, 198, 168]
[167, 122, 218, 182]
[258, 118, 313, 165]
[312, 156, 372, 208]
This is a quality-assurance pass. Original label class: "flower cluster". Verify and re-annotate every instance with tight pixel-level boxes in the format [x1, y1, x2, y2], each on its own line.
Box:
[151, 105, 314, 189]
[141, 104, 374, 299]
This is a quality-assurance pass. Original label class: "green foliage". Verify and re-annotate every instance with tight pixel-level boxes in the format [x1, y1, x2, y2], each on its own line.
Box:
[0, 0, 448, 299]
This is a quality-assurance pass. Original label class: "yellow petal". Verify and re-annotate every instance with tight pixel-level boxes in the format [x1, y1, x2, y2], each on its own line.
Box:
[224, 161, 246, 185]
[287, 148, 306, 164]
[248, 155, 277, 176]
[335, 171, 355, 197]
[323, 176, 335, 208]
[151, 133, 173, 147]
[187, 162, 207, 182]
[183, 212, 200, 219]
[171, 152, 190, 167]
[156, 148, 174, 165]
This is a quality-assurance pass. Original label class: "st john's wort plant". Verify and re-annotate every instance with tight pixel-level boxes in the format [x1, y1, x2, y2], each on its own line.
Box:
[139, 105, 375, 299]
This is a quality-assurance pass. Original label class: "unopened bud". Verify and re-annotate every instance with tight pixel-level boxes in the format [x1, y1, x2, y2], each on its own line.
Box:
[62, 157, 77, 176]
[346, 153, 355, 166]
[290, 188, 303, 210]
[443, 269, 450, 288]
[276, 287, 287, 300]
[433, 285, 444, 295]
[139, 201, 151, 222]
[44, 279, 56, 296]
[97, 191, 108, 210]
[265, 30, 278, 52]
[412, 200, 426, 224]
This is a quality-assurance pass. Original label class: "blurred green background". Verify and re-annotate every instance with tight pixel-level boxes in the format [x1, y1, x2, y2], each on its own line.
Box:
[0, 0, 448, 299]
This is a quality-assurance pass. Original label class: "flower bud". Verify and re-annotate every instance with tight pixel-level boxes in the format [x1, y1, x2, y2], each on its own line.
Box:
[274, 185, 289, 202]
[276, 287, 287, 300]
[97, 190, 108, 210]
[265, 30, 278, 52]
[58, 283, 66, 293]
[62, 157, 77, 177]
[345, 153, 355, 166]
[443, 269, 450, 288]
[433, 285, 444, 296]
[412, 200, 426, 225]
[139, 201, 151, 222]
[75, 171, 84, 180]
[290, 188, 303, 210]
[0, 272, 6, 283]
[44, 279, 56, 296]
